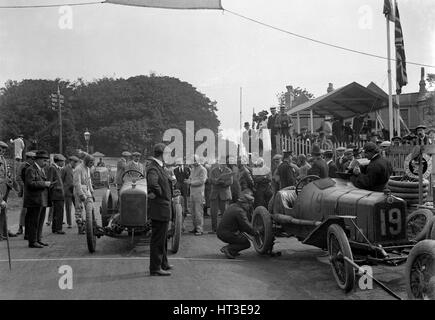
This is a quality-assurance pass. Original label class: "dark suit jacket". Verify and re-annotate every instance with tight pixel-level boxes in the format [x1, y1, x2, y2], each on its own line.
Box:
[217, 203, 256, 239]
[174, 165, 190, 195]
[350, 154, 393, 192]
[210, 165, 233, 201]
[277, 161, 296, 189]
[308, 157, 329, 178]
[23, 163, 49, 208]
[327, 160, 338, 178]
[61, 164, 74, 197]
[47, 164, 65, 201]
[146, 158, 173, 222]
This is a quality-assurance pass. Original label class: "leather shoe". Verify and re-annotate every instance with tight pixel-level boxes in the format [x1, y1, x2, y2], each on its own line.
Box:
[38, 241, 49, 246]
[188, 229, 197, 234]
[150, 269, 171, 276]
[195, 231, 204, 236]
[53, 230, 65, 234]
[162, 265, 174, 271]
[208, 231, 216, 234]
[29, 243, 44, 248]
[16, 227, 23, 235]
[8, 232, 17, 237]
[220, 246, 235, 259]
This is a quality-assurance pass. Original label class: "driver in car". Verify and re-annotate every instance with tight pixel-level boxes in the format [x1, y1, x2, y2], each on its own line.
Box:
[350, 142, 393, 192]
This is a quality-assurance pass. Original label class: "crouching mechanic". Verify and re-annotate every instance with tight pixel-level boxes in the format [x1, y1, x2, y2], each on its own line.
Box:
[73, 154, 95, 234]
[217, 193, 259, 259]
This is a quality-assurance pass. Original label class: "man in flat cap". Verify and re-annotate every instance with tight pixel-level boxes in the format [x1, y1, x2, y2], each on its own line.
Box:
[335, 146, 346, 172]
[62, 156, 80, 229]
[217, 193, 259, 259]
[146, 143, 173, 276]
[23, 150, 52, 248]
[324, 150, 337, 178]
[416, 125, 431, 145]
[125, 151, 145, 177]
[350, 142, 393, 192]
[47, 154, 66, 234]
[0, 141, 17, 240]
[73, 154, 95, 234]
[16, 151, 36, 236]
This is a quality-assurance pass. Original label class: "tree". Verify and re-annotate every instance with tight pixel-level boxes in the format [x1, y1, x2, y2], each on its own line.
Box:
[276, 87, 315, 108]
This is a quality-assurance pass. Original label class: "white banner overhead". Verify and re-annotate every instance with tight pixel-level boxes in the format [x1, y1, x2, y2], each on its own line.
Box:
[105, 0, 223, 10]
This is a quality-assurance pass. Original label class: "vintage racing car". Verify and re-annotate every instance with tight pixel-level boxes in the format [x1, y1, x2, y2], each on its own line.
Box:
[251, 173, 434, 295]
[85, 169, 183, 254]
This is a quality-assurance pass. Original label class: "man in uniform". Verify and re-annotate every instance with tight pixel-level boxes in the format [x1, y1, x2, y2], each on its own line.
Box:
[0, 141, 17, 240]
[350, 142, 393, 192]
[274, 106, 292, 138]
[73, 154, 95, 234]
[209, 157, 233, 234]
[116, 151, 131, 195]
[16, 151, 36, 236]
[47, 154, 66, 234]
[62, 156, 79, 229]
[217, 193, 259, 259]
[324, 150, 338, 178]
[23, 150, 52, 248]
[307, 144, 328, 178]
[146, 143, 173, 276]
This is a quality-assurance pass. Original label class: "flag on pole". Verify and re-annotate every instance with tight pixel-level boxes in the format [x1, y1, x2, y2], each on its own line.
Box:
[105, 0, 223, 9]
[383, 0, 394, 22]
[394, 1, 408, 94]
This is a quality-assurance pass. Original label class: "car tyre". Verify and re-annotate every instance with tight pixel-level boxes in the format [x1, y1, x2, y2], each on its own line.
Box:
[170, 196, 183, 254]
[327, 224, 355, 293]
[100, 189, 114, 227]
[86, 207, 97, 253]
[405, 240, 435, 300]
[406, 209, 433, 242]
[252, 206, 274, 255]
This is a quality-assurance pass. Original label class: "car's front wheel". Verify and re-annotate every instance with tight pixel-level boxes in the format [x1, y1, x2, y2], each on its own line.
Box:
[252, 206, 274, 255]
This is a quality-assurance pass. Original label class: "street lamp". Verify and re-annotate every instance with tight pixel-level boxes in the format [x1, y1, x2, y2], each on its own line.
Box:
[84, 129, 90, 153]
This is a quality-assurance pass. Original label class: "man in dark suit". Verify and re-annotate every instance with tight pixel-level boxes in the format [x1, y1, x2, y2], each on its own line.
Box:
[324, 150, 338, 178]
[146, 143, 173, 276]
[16, 151, 36, 237]
[277, 151, 297, 189]
[173, 159, 191, 216]
[209, 158, 233, 234]
[47, 154, 66, 234]
[307, 144, 328, 178]
[24, 150, 52, 248]
[267, 107, 278, 152]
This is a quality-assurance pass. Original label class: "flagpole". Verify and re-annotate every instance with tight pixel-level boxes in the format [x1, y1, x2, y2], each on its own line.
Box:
[239, 87, 242, 158]
[387, 17, 394, 139]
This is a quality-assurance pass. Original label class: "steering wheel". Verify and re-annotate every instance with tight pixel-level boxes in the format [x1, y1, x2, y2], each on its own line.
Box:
[121, 169, 145, 182]
[295, 175, 320, 196]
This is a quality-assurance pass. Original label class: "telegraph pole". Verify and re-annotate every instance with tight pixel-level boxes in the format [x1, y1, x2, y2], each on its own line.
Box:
[50, 86, 64, 154]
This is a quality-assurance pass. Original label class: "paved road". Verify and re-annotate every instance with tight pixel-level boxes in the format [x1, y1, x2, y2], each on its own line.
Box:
[0, 187, 407, 300]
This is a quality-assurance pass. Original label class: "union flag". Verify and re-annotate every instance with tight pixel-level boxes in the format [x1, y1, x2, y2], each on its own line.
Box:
[394, 1, 407, 94]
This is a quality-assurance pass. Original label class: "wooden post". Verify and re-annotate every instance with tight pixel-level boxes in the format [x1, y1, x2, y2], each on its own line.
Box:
[297, 112, 300, 134]
[310, 109, 314, 133]
[418, 145, 423, 205]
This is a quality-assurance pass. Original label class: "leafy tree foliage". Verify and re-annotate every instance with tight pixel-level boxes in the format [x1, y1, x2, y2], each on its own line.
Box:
[0, 75, 220, 156]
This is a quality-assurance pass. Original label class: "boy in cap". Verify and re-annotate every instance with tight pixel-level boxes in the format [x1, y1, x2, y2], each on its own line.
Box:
[47, 154, 66, 234]
[217, 193, 259, 259]
[416, 125, 431, 145]
[324, 150, 337, 178]
[335, 146, 346, 171]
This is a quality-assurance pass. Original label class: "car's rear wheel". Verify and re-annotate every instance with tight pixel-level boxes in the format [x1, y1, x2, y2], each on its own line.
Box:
[327, 224, 355, 293]
[170, 197, 183, 254]
[430, 218, 435, 240]
[405, 240, 435, 300]
[252, 206, 274, 255]
[407, 209, 433, 242]
[86, 206, 97, 253]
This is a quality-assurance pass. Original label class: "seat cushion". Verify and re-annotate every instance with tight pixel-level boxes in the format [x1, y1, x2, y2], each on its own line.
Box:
[273, 188, 297, 213]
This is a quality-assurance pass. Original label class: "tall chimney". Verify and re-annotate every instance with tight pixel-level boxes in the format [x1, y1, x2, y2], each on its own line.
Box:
[327, 83, 334, 93]
[419, 67, 427, 94]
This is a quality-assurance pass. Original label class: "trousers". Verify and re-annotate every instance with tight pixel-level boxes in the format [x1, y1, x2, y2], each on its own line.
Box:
[190, 193, 204, 233]
[149, 220, 169, 272]
[64, 196, 75, 226]
[52, 200, 64, 232]
[218, 231, 251, 254]
[210, 198, 228, 232]
[26, 207, 46, 244]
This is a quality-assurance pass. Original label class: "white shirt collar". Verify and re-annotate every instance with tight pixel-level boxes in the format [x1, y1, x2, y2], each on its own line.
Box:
[150, 157, 163, 167]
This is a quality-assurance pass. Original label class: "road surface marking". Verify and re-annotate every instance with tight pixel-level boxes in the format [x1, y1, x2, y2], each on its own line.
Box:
[0, 256, 245, 263]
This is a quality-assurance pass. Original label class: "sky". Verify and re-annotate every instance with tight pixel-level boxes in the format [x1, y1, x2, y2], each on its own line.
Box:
[0, 0, 434, 135]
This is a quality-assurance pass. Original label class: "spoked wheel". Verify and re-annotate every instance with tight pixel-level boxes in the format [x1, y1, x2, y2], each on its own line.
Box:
[86, 206, 97, 253]
[169, 196, 183, 254]
[327, 224, 355, 292]
[252, 206, 274, 255]
[407, 209, 433, 242]
[405, 240, 435, 300]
